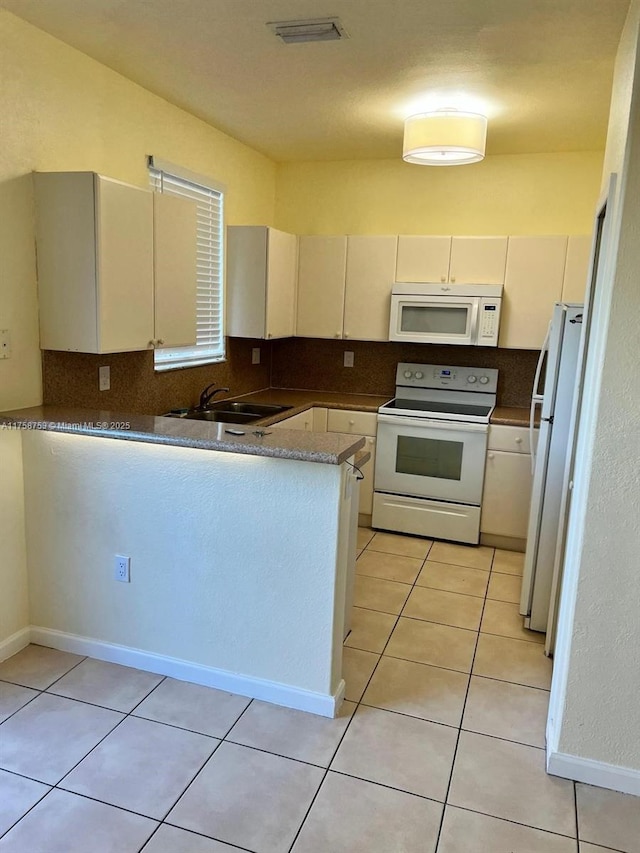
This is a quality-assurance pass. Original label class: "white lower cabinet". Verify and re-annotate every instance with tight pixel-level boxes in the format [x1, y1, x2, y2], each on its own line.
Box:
[271, 407, 327, 431]
[327, 410, 377, 518]
[481, 425, 533, 540]
[271, 406, 378, 517]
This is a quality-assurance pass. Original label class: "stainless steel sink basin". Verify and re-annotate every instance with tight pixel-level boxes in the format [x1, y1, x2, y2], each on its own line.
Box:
[183, 411, 261, 424]
[207, 402, 292, 416]
[163, 401, 292, 424]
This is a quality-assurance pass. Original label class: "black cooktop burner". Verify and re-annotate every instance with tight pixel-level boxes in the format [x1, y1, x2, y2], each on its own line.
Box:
[384, 398, 493, 418]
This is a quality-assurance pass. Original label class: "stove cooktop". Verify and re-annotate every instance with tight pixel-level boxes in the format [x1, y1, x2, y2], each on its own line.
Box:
[378, 362, 499, 424]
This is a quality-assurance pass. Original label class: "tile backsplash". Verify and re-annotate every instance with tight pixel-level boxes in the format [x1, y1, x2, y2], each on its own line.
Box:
[42, 337, 538, 413]
[42, 338, 271, 415]
[271, 339, 538, 408]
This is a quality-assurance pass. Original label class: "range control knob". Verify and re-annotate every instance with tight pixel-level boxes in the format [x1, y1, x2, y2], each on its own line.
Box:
[403, 370, 413, 379]
[467, 375, 477, 384]
[414, 371, 424, 380]
[479, 375, 490, 385]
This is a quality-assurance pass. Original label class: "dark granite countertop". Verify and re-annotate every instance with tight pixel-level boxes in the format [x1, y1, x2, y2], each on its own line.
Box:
[0, 406, 365, 465]
[234, 389, 532, 428]
[490, 406, 532, 427]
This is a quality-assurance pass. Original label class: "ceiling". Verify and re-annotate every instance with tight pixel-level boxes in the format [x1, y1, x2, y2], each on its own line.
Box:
[1, 0, 631, 162]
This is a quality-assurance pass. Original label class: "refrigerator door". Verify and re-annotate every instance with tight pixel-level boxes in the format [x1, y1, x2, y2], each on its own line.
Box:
[520, 414, 552, 618]
[522, 304, 584, 633]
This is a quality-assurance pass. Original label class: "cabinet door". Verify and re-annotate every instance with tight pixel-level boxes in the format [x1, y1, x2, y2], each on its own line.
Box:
[395, 236, 451, 283]
[226, 226, 268, 338]
[449, 236, 508, 284]
[358, 437, 376, 516]
[271, 410, 313, 430]
[312, 407, 328, 432]
[153, 194, 197, 348]
[500, 236, 567, 349]
[34, 171, 100, 352]
[266, 228, 297, 339]
[327, 409, 377, 436]
[562, 235, 591, 303]
[96, 175, 154, 352]
[481, 450, 533, 539]
[343, 236, 398, 341]
[296, 236, 347, 338]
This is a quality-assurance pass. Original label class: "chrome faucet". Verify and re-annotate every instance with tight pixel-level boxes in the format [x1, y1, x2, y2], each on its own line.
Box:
[197, 383, 229, 410]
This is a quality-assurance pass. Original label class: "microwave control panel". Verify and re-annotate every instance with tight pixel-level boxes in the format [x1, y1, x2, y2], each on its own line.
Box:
[478, 299, 501, 344]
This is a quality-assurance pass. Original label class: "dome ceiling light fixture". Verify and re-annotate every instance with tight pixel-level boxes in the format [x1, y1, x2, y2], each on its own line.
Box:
[402, 109, 488, 166]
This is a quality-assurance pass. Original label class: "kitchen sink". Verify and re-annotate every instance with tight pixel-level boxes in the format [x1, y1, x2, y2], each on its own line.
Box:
[183, 411, 261, 424]
[206, 402, 292, 416]
[163, 402, 292, 425]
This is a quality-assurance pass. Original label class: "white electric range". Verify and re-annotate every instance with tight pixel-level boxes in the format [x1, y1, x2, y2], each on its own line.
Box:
[372, 362, 498, 544]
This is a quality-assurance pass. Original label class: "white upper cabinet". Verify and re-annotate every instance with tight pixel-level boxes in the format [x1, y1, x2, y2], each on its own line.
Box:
[343, 236, 398, 341]
[395, 235, 507, 284]
[153, 193, 197, 349]
[296, 236, 347, 338]
[227, 225, 297, 339]
[561, 235, 591, 303]
[395, 236, 451, 282]
[500, 236, 568, 350]
[449, 236, 508, 284]
[35, 172, 155, 353]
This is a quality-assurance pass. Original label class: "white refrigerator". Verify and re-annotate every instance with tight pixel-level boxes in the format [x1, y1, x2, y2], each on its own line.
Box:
[520, 303, 584, 637]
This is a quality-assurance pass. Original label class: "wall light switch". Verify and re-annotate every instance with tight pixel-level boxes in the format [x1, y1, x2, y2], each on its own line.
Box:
[344, 351, 354, 368]
[0, 329, 10, 359]
[252, 347, 261, 365]
[99, 365, 111, 391]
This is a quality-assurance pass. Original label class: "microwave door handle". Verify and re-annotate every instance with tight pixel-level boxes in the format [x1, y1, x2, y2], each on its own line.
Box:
[470, 301, 480, 342]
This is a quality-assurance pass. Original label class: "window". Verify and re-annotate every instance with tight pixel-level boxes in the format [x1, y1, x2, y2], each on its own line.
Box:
[148, 156, 225, 370]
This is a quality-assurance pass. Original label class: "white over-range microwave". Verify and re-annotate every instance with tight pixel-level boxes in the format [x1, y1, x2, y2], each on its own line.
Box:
[389, 283, 503, 346]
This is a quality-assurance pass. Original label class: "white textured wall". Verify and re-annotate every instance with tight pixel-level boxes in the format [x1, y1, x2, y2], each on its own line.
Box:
[550, 0, 640, 774]
[0, 431, 29, 647]
[0, 9, 276, 413]
[22, 432, 346, 697]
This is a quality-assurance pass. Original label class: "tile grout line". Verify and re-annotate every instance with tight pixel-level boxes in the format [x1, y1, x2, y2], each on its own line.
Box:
[286, 536, 435, 852]
[432, 545, 495, 851]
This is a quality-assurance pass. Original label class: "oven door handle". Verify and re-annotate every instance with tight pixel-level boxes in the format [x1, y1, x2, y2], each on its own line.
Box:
[377, 414, 488, 433]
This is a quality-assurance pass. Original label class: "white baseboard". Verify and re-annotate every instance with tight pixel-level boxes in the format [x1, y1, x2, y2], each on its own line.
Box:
[547, 748, 640, 796]
[29, 626, 343, 718]
[0, 627, 31, 662]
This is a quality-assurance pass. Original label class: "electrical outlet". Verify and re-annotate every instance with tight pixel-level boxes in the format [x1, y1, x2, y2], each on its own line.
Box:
[252, 347, 261, 365]
[343, 351, 354, 368]
[114, 555, 130, 583]
[99, 365, 111, 391]
[0, 329, 11, 360]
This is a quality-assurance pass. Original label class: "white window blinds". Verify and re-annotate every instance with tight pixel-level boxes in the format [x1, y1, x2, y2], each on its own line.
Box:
[148, 157, 225, 370]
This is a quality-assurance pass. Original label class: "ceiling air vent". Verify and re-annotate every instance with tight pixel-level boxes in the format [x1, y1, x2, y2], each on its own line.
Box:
[267, 17, 349, 44]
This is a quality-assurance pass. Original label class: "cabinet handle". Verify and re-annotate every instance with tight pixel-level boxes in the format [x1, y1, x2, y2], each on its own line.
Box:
[349, 419, 355, 426]
[515, 437, 522, 444]
[488, 452, 495, 460]
[156, 338, 164, 346]
[148, 340, 156, 348]
[267, 333, 272, 339]
[344, 333, 349, 338]
[450, 276, 456, 283]
[440, 276, 446, 282]
[335, 332, 341, 338]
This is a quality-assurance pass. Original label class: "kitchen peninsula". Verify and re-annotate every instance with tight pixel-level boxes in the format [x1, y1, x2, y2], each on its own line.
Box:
[0, 407, 365, 717]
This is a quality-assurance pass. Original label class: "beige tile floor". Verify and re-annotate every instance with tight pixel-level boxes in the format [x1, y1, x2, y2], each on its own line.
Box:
[1, 529, 639, 852]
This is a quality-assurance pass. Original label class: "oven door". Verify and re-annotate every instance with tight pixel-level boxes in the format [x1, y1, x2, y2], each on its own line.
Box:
[389, 294, 479, 345]
[375, 414, 488, 504]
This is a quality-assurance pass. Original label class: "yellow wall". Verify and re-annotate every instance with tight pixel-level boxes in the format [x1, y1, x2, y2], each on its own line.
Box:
[275, 152, 603, 236]
[0, 10, 276, 412]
